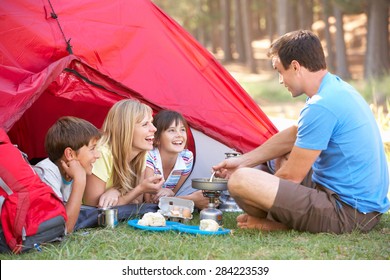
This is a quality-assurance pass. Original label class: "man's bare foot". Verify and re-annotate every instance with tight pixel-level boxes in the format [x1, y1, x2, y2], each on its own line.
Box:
[236, 213, 249, 224]
[236, 213, 289, 231]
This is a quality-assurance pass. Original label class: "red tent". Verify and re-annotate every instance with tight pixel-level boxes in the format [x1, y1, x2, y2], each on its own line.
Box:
[0, 0, 277, 192]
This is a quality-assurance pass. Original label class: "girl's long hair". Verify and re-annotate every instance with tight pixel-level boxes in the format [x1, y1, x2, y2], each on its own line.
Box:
[100, 99, 152, 195]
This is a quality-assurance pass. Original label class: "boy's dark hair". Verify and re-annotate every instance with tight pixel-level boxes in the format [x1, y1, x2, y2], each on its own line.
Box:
[153, 110, 189, 147]
[267, 30, 327, 72]
[45, 116, 101, 162]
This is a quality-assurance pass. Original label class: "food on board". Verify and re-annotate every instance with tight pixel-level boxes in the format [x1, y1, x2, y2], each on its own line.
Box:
[137, 212, 166, 227]
[199, 219, 220, 231]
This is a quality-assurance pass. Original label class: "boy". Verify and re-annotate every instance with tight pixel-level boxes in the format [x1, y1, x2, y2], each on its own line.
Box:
[35, 116, 101, 233]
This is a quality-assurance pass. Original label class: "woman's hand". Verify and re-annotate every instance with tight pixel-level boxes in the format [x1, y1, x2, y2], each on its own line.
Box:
[98, 188, 121, 208]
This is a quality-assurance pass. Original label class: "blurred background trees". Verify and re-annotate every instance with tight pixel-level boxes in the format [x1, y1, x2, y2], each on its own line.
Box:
[153, 0, 389, 80]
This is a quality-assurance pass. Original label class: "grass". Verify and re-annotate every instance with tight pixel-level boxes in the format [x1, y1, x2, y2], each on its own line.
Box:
[351, 76, 390, 106]
[1, 212, 389, 260]
[238, 76, 390, 108]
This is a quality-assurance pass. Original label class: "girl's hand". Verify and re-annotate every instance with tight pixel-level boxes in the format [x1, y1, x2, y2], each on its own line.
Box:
[151, 188, 174, 203]
[140, 174, 165, 194]
[98, 188, 121, 208]
[188, 190, 210, 210]
[144, 193, 153, 203]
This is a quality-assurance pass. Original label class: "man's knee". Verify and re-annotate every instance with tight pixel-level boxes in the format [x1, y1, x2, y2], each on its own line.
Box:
[228, 168, 250, 196]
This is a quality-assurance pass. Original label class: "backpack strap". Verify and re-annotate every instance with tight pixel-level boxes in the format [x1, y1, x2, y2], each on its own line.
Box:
[0, 177, 13, 195]
[0, 178, 13, 216]
[0, 196, 4, 216]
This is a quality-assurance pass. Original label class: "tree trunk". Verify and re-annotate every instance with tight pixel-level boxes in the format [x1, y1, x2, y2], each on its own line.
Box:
[364, 0, 390, 79]
[242, 0, 257, 73]
[334, 6, 351, 79]
[266, 0, 275, 41]
[321, 0, 335, 72]
[234, 0, 246, 62]
[221, 0, 233, 62]
[277, 0, 296, 35]
[297, 0, 313, 30]
[277, 0, 288, 35]
[208, 0, 220, 53]
[250, 1, 261, 39]
[195, 0, 206, 47]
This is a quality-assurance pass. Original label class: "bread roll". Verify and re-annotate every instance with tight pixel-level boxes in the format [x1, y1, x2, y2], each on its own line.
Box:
[199, 219, 219, 231]
[138, 212, 166, 227]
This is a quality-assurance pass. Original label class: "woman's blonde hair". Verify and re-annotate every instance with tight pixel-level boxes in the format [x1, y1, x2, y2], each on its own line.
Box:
[100, 99, 153, 195]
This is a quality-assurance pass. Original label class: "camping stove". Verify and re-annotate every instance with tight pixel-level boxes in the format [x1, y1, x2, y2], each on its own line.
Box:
[218, 151, 243, 213]
[191, 178, 228, 225]
[200, 189, 223, 225]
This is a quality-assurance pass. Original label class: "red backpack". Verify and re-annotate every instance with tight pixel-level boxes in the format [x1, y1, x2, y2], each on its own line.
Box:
[0, 129, 67, 254]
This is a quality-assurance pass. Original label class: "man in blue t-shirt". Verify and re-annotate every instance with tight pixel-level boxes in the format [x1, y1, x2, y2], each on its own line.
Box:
[213, 30, 389, 233]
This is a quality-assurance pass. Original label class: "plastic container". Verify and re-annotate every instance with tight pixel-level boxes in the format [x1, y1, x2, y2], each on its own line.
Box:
[158, 197, 195, 223]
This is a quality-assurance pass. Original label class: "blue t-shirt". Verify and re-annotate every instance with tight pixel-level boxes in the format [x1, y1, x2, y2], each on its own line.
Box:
[295, 73, 389, 214]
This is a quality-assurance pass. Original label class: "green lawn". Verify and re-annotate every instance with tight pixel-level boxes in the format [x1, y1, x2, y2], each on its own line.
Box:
[1, 212, 389, 260]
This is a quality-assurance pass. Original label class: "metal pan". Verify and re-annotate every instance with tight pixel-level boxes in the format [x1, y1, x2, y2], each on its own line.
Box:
[191, 178, 228, 191]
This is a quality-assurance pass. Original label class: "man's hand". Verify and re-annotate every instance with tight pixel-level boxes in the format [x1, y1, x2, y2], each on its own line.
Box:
[212, 157, 242, 179]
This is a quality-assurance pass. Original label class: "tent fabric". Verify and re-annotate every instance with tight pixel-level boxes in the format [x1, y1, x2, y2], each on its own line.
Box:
[0, 0, 277, 160]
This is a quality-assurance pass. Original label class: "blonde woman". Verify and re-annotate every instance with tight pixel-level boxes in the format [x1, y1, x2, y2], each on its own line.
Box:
[84, 99, 164, 209]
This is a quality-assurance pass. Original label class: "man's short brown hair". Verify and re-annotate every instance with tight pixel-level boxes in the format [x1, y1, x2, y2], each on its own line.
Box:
[267, 30, 326, 72]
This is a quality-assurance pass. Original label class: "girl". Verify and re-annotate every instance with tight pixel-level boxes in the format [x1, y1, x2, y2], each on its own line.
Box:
[144, 110, 193, 203]
[83, 99, 164, 208]
[144, 110, 209, 209]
